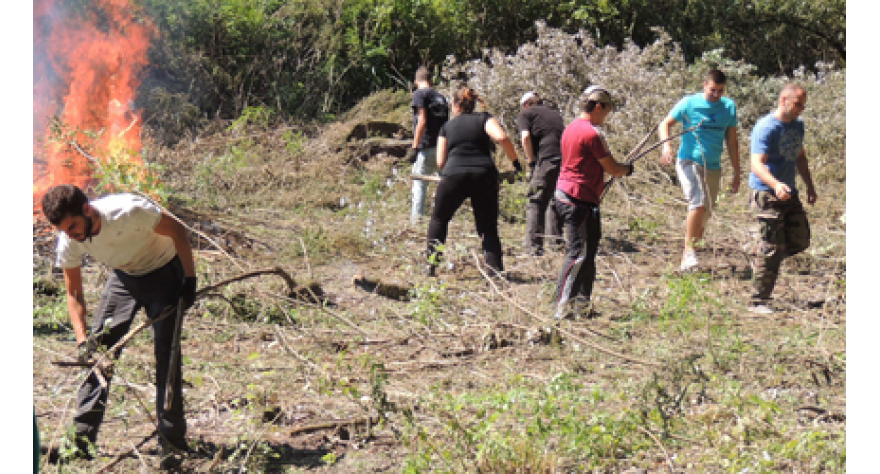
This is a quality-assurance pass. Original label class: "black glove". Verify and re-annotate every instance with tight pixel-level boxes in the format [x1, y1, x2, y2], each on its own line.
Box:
[405, 147, 419, 163]
[77, 337, 98, 363]
[181, 276, 197, 311]
[513, 159, 524, 175]
[626, 163, 635, 177]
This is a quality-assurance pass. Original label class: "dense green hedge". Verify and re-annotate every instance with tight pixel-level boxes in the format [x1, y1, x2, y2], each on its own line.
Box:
[130, 0, 844, 138]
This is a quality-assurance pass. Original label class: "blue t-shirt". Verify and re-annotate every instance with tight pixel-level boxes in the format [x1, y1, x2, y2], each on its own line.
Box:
[669, 93, 738, 169]
[748, 114, 805, 193]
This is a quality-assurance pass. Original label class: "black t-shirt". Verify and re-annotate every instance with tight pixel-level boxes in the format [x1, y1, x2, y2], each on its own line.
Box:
[412, 88, 448, 149]
[516, 105, 565, 163]
[439, 113, 497, 176]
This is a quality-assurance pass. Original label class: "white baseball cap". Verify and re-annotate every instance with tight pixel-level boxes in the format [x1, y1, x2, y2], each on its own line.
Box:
[582, 85, 614, 109]
[520, 91, 538, 106]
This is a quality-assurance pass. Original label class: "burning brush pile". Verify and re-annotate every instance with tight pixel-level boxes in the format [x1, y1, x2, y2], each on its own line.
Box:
[33, 0, 156, 216]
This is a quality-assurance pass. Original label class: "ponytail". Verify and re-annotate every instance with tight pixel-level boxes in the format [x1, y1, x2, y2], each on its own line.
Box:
[453, 87, 485, 114]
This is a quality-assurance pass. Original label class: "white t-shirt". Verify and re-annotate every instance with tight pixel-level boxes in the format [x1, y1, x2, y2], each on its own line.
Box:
[55, 194, 177, 276]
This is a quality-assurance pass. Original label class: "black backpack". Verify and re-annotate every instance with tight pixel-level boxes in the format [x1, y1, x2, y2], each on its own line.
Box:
[427, 92, 449, 122]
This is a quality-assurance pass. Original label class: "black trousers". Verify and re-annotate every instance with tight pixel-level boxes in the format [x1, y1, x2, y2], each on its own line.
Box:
[553, 191, 601, 315]
[74, 256, 187, 445]
[427, 169, 504, 272]
[525, 157, 563, 252]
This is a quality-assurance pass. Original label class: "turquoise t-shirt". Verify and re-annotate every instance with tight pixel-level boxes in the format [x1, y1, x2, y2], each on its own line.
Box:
[748, 114, 805, 193]
[669, 93, 738, 169]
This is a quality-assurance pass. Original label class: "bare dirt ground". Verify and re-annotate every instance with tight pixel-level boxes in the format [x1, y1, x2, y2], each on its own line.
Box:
[33, 97, 845, 472]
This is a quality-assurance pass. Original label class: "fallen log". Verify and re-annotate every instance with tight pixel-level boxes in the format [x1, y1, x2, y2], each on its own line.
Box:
[352, 274, 413, 301]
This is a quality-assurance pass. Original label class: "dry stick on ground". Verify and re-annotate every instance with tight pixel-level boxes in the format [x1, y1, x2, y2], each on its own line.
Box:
[264, 290, 370, 337]
[289, 416, 379, 437]
[638, 426, 676, 474]
[94, 430, 158, 474]
[470, 251, 662, 368]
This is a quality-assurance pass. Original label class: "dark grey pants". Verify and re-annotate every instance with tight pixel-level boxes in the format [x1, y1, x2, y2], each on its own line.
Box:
[553, 191, 601, 317]
[74, 256, 187, 445]
[525, 157, 563, 253]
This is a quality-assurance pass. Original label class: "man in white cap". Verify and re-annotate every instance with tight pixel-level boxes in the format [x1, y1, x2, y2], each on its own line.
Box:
[554, 86, 633, 318]
[516, 91, 565, 255]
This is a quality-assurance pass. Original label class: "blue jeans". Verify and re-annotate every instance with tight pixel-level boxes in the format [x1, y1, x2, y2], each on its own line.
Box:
[553, 190, 601, 317]
[411, 148, 439, 220]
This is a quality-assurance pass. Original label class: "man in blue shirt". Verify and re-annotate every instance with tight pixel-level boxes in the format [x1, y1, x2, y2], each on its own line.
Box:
[747, 83, 817, 314]
[659, 69, 741, 271]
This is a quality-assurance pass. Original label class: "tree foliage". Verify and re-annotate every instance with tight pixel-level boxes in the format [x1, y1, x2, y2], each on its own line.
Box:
[126, 0, 844, 133]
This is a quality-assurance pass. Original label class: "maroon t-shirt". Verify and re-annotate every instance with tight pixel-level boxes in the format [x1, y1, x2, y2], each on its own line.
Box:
[557, 118, 611, 204]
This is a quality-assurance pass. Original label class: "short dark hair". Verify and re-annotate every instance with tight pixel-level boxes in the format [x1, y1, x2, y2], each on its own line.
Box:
[705, 69, 727, 85]
[580, 99, 603, 113]
[415, 66, 431, 85]
[41, 184, 89, 226]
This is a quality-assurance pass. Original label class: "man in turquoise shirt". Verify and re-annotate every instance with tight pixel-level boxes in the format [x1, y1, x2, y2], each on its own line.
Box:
[659, 69, 742, 271]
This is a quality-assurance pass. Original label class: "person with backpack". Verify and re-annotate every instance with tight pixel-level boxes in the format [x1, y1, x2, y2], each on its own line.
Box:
[409, 66, 449, 223]
[517, 91, 565, 256]
[426, 87, 522, 276]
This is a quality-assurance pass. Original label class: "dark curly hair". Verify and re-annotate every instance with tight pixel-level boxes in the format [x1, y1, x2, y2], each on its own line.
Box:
[41, 184, 89, 226]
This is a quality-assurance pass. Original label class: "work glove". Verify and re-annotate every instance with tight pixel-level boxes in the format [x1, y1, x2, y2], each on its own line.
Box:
[513, 159, 524, 176]
[626, 163, 635, 177]
[180, 276, 197, 311]
[77, 336, 99, 363]
[405, 147, 419, 163]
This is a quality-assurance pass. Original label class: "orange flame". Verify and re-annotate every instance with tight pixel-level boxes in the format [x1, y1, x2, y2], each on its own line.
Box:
[33, 0, 155, 213]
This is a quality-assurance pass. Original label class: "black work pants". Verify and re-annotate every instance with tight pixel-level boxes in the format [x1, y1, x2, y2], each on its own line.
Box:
[427, 169, 504, 272]
[75, 256, 187, 445]
[553, 191, 601, 315]
[525, 157, 563, 252]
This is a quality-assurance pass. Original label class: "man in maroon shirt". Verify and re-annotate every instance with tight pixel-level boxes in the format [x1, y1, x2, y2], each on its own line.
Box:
[554, 86, 634, 319]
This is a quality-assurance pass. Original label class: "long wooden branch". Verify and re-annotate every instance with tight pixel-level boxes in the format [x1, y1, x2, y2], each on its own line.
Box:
[290, 416, 378, 437]
[600, 118, 706, 203]
[51, 267, 298, 369]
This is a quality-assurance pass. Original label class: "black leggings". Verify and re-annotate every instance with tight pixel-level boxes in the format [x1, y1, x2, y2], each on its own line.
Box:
[427, 169, 504, 272]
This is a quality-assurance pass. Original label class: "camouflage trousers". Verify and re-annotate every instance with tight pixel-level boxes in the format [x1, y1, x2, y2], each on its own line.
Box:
[749, 190, 811, 302]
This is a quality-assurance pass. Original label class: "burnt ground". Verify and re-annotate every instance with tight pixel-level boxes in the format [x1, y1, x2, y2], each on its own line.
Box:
[33, 112, 846, 473]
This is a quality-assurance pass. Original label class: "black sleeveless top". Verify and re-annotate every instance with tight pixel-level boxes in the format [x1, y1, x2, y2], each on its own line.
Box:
[438, 112, 497, 175]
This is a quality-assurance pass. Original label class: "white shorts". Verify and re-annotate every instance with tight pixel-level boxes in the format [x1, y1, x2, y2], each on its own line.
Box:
[676, 159, 721, 216]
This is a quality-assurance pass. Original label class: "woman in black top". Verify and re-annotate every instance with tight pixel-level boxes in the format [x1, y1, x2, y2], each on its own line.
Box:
[426, 87, 521, 276]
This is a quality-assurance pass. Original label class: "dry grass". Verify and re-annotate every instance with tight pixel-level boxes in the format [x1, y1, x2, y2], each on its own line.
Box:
[33, 96, 845, 472]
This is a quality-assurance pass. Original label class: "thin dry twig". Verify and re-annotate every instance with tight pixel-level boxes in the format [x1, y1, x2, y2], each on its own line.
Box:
[470, 250, 662, 368]
[638, 426, 676, 474]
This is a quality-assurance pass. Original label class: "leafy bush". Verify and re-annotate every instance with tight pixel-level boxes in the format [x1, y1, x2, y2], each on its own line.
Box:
[442, 23, 845, 180]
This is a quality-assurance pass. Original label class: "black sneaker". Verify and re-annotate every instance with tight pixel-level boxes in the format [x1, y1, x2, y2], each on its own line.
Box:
[47, 434, 95, 463]
[158, 436, 189, 470]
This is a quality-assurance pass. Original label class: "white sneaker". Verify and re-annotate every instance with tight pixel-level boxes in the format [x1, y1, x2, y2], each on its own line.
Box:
[680, 251, 699, 272]
[748, 303, 774, 315]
